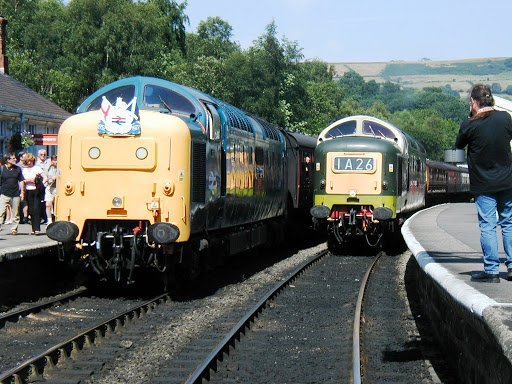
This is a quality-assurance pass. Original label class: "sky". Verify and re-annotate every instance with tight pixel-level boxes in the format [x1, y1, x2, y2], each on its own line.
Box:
[183, 0, 512, 63]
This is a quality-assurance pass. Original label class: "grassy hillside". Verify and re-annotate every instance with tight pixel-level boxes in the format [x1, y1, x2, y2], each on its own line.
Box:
[329, 57, 512, 98]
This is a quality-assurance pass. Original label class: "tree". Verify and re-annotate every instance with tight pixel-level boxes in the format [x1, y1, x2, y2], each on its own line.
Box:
[491, 83, 502, 94]
[390, 109, 459, 160]
[412, 87, 467, 124]
[337, 71, 365, 100]
[187, 17, 239, 59]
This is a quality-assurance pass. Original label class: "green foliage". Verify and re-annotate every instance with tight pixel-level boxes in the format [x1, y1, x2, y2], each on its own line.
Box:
[7, 133, 22, 152]
[389, 109, 459, 160]
[491, 83, 502, 94]
[3, 0, 189, 110]
[1, 0, 466, 158]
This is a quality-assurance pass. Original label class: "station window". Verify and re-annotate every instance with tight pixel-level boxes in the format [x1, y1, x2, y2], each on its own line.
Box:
[0, 120, 6, 137]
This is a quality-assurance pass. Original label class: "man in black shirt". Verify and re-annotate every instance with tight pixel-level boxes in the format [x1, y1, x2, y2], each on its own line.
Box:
[0, 152, 25, 235]
[456, 84, 512, 283]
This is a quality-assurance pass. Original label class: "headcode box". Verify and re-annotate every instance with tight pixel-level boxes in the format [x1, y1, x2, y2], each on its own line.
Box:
[444, 149, 466, 163]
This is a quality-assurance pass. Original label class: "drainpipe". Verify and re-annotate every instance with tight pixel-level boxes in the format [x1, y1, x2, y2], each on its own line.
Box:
[12, 113, 25, 133]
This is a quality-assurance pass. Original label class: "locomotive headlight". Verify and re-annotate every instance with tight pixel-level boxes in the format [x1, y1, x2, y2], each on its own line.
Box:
[136, 147, 148, 160]
[89, 147, 101, 159]
[320, 179, 326, 189]
[112, 196, 124, 208]
[382, 180, 389, 190]
[349, 189, 357, 197]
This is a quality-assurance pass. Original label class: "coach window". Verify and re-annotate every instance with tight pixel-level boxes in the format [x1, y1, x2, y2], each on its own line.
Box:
[204, 103, 221, 141]
[325, 120, 356, 139]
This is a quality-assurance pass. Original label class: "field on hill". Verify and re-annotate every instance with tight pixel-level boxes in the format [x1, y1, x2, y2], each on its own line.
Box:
[329, 57, 512, 99]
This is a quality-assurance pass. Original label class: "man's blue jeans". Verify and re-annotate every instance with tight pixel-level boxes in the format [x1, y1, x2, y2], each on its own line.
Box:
[475, 190, 512, 274]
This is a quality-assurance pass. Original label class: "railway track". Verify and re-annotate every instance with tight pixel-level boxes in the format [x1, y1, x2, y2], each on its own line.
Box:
[0, 291, 165, 383]
[0, 243, 328, 383]
[198, 250, 456, 383]
[184, 249, 329, 383]
[0, 244, 456, 383]
[0, 287, 87, 329]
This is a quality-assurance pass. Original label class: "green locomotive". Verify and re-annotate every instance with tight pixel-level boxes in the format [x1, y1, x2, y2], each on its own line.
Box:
[310, 115, 427, 251]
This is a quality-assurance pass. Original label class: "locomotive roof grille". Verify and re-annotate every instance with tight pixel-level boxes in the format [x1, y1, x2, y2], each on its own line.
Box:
[249, 114, 282, 141]
[221, 104, 254, 134]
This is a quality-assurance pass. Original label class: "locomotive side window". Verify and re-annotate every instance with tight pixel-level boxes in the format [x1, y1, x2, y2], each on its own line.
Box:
[84, 85, 135, 112]
[255, 147, 264, 165]
[325, 120, 356, 139]
[144, 85, 196, 114]
[204, 103, 221, 141]
[363, 121, 396, 140]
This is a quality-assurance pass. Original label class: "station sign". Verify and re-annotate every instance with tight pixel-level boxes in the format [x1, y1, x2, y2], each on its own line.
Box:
[32, 134, 58, 146]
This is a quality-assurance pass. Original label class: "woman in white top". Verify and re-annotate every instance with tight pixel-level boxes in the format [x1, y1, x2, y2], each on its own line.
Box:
[44, 155, 58, 224]
[22, 153, 48, 235]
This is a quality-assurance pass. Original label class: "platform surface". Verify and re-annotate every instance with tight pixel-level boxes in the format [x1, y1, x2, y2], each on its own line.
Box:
[402, 203, 512, 361]
[0, 223, 57, 262]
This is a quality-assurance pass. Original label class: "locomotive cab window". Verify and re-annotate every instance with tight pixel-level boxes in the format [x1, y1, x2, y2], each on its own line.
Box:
[363, 121, 396, 140]
[325, 120, 356, 139]
[144, 85, 196, 114]
[203, 102, 221, 141]
[84, 85, 135, 112]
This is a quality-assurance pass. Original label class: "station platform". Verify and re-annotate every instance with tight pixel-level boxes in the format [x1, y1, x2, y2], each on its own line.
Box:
[0, 223, 57, 262]
[402, 202, 512, 380]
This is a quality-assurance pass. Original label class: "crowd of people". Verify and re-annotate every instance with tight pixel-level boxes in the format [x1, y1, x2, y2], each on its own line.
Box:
[0, 149, 57, 236]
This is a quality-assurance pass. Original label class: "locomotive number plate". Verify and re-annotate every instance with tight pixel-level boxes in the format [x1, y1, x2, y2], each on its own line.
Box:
[333, 156, 375, 172]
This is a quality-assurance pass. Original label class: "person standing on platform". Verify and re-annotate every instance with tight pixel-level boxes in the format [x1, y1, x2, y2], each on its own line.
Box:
[0, 152, 25, 235]
[17, 152, 29, 224]
[35, 149, 49, 172]
[43, 155, 57, 225]
[21, 153, 47, 235]
[455, 84, 512, 283]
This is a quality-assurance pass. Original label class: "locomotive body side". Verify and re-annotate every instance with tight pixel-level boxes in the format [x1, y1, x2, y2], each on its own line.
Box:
[310, 115, 426, 251]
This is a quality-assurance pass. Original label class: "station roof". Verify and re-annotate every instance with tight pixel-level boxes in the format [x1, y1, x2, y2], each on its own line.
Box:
[0, 73, 71, 124]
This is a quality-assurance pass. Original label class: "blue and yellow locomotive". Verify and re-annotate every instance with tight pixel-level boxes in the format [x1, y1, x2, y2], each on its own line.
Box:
[310, 115, 428, 251]
[47, 77, 315, 286]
